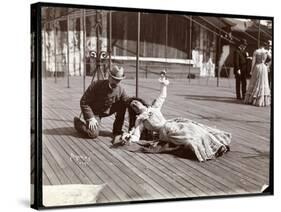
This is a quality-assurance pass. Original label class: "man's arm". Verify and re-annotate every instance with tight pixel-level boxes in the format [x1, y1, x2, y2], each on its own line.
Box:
[120, 87, 130, 103]
[80, 81, 97, 120]
[119, 87, 133, 111]
[267, 51, 272, 70]
[233, 49, 240, 75]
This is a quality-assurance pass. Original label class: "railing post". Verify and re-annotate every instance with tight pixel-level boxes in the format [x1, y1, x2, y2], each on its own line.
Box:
[67, 14, 70, 88]
[136, 12, 140, 98]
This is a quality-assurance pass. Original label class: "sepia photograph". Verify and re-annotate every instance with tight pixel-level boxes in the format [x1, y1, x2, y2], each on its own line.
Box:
[31, 2, 273, 208]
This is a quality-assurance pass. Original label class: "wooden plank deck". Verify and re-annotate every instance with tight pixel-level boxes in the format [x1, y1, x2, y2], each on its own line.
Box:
[42, 76, 271, 204]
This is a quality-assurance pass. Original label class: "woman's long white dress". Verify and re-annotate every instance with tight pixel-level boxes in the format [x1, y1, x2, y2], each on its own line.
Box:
[244, 48, 271, 106]
[128, 83, 231, 162]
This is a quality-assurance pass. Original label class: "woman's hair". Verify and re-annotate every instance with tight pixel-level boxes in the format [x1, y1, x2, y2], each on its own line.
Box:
[127, 97, 149, 130]
[127, 97, 158, 140]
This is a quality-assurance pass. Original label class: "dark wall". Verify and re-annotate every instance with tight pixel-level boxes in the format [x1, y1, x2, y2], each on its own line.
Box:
[111, 12, 191, 59]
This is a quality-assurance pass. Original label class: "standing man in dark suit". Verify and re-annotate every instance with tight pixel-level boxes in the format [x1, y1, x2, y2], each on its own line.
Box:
[265, 40, 272, 88]
[234, 39, 249, 100]
[74, 65, 130, 142]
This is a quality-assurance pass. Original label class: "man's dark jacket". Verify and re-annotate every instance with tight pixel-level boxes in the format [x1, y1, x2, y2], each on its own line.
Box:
[233, 47, 249, 77]
[80, 80, 129, 120]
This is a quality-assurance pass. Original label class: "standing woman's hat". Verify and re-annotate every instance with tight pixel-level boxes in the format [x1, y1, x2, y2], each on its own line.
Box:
[160, 70, 167, 76]
[109, 65, 126, 80]
[240, 39, 248, 46]
[268, 40, 272, 47]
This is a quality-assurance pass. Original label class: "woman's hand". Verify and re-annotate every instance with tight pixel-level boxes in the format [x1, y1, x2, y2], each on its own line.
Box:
[159, 70, 169, 85]
[121, 132, 132, 144]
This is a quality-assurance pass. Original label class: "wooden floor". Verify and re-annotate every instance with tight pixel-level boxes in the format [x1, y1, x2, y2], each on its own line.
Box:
[41, 76, 271, 203]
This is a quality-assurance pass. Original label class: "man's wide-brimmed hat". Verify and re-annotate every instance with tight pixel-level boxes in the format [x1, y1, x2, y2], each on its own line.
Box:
[240, 38, 248, 46]
[109, 65, 125, 80]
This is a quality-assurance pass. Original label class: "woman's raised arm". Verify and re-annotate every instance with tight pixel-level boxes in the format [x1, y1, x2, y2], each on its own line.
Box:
[152, 76, 169, 109]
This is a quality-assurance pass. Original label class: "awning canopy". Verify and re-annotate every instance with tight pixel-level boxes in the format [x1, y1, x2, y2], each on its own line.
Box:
[222, 18, 253, 31]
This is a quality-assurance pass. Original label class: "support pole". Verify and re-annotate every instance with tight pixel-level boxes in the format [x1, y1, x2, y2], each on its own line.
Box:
[188, 16, 192, 84]
[67, 14, 70, 88]
[165, 14, 168, 72]
[217, 30, 221, 87]
[43, 23, 47, 79]
[136, 12, 140, 98]
[79, 10, 84, 91]
[82, 9, 86, 93]
[73, 18, 76, 78]
[54, 20, 57, 83]
[96, 11, 101, 80]
[108, 11, 112, 72]
[258, 20, 261, 48]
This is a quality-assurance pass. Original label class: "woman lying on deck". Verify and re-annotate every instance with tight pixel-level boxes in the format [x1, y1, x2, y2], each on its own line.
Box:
[115, 72, 231, 162]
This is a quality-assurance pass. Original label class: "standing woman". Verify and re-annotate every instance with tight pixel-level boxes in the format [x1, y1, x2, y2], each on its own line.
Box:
[244, 43, 271, 106]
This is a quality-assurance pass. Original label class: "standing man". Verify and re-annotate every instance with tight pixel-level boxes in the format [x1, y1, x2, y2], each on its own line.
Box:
[265, 40, 272, 88]
[74, 65, 129, 142]
[234, 39, 249, 100]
